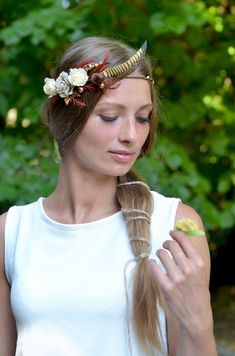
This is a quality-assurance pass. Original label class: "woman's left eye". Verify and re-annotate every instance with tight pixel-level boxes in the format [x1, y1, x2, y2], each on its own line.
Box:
[137, 116, 150, 124]
[99, 114, 118, 122]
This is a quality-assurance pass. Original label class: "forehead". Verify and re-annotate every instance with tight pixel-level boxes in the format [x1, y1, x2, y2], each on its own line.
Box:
[95, 76, 152, 110]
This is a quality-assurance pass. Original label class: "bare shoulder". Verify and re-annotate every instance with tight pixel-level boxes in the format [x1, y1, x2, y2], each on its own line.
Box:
[175, 202, 204, 230]
[0, 212, 7, 228]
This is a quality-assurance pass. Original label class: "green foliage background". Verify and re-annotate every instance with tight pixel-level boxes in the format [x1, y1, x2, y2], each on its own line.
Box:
[0, 0, 234, 247]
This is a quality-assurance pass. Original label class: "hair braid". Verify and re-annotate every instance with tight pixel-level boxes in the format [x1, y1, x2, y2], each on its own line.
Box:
[117, 171, 165, 354]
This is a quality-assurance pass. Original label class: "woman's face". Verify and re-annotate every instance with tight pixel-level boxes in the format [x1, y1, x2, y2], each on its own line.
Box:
[66, 76, 152, 178]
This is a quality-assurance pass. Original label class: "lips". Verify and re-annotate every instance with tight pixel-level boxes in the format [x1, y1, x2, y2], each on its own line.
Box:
[109, 150, 135, 162]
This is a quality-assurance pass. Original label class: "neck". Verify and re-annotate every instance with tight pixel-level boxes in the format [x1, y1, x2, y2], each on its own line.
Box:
[44, 162, 119, 224]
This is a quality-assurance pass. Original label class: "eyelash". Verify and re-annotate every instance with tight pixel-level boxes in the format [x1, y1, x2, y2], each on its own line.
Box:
[137, 116, 151, 124]
[99, 115, 117, 122]
[99, 115, 150, 124]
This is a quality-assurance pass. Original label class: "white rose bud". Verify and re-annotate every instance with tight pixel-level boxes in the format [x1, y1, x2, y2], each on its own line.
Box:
[43, 78, 57, 97]
[55, 71, 73, 98]
[68, 68, 89, 87]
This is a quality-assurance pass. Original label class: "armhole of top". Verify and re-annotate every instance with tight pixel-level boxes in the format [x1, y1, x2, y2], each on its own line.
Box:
[169, 199, 181, 231]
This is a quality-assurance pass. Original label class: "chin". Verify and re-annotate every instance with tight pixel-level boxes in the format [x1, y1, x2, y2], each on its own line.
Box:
[99, 160, 135, 178]
[108, 167, 132, 178]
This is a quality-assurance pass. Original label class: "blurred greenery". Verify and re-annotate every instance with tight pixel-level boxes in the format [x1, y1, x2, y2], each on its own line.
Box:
[0, 0, 234, 248]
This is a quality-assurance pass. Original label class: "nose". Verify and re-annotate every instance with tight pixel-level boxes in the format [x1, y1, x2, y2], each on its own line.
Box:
[119, 118, 138, 144]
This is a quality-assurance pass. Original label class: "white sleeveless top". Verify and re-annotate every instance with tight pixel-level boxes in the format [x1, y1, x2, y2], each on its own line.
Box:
[5, 191, 180, 356]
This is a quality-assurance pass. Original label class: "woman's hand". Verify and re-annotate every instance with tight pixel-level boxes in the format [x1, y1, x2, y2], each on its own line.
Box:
[149, 230, 212, 336]
[149, 203, 217, 355]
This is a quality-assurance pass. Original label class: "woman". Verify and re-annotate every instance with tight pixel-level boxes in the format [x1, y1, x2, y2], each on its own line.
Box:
[0, 37, 217, 355]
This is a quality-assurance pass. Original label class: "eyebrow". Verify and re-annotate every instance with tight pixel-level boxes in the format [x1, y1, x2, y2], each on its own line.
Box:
[95, 102, 153, 111]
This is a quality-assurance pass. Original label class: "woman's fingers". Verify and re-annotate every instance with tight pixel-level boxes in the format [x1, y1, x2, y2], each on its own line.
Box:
[149, 235, 208, 321]
[161, 239, 191, 276]
[150, 231, 206, 293]
[149, 259, 171, 290]
[149, 258, 187, 302]
[156, 247, 184, 280]
[169, 230, 205, 266]
[170, 231, 205, 271]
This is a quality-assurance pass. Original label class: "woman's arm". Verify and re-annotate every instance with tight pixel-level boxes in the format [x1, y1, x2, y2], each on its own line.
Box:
[150, 203, 217, 356]
[0, 213, 17, 356]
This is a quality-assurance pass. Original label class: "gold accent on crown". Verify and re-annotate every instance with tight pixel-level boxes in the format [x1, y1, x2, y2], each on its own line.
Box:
[100, 41, 147, 80]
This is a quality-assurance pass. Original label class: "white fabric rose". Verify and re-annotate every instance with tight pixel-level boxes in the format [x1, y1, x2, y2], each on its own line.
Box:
[68, 68, 89, 87]
[43, 78, 57, 97]
[55, 71, 73, 98]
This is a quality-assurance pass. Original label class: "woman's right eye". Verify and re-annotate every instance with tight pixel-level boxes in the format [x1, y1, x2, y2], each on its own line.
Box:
[98, 114, 118, 122]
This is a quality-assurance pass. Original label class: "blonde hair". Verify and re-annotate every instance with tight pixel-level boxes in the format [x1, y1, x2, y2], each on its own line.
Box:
[117, 172, 165, 354]
[43, 36, 165, 353]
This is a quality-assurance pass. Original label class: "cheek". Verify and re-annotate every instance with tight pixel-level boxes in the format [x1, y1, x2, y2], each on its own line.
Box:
[78, 126, 115, 149]
[141, 126, 150, 144]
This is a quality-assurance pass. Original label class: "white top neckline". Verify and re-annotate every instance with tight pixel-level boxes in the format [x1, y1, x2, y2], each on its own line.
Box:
[38, 197, 123, 231]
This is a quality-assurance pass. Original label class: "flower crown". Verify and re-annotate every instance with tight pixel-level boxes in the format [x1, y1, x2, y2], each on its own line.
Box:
[43, 41, 152, 107]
